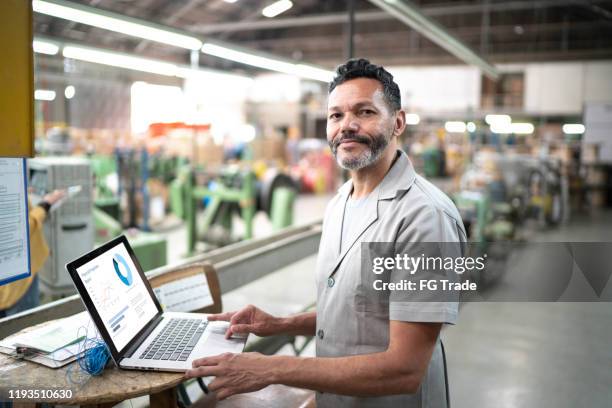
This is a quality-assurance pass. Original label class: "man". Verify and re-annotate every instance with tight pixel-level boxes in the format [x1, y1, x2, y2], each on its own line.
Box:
[186, 59, 466, 407]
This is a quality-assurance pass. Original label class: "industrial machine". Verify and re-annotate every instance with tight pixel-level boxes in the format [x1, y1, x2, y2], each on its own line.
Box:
[28, 157, 94, 296]
[171, 166, 297, 255]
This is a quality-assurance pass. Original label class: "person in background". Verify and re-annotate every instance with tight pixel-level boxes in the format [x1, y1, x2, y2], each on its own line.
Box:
[0, 189, 65, 318]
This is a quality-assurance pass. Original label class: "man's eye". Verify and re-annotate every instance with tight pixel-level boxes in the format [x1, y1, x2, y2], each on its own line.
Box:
[359, 109, 375, 115]
[329, 113, 341, 120]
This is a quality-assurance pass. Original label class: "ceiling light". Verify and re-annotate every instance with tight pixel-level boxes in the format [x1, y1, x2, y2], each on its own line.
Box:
[63, 45, 179, 76]
[490, 123, 511, 134]
[175, 67, 253, 85]
[201, 42, 333, 82]
[262, 0, 293, 18]
[485, 114, 511, 126]
[35, 90, 56, 101]
[33, 0, 202, 50]
[293, 64, 334, 82]
[64, 85, 76, 99]
[223, 0, 239, 2]
[405, 113, 420, 125]
[33, 39, 59, 55]
[563, 124, 585, 134]
[466, 122, 476, 132]
[445, 121, 466, 133]
[510, 123, 534, 134]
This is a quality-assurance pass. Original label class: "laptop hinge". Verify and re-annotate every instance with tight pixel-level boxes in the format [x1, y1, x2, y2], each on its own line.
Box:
[123, 314, 165, 358]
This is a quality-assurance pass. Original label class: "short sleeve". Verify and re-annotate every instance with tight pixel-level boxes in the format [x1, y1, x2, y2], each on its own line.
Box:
[389, 207, 463, 325]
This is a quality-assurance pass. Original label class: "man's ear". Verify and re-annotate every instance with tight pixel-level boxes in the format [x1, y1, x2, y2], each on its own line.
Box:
[393, 110, 407, 137]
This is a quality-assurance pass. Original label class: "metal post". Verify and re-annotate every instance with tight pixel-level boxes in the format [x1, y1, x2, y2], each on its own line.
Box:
[480, 0, 490, 56]
[347, 0, 356, 59]
[186, 167, 197, 255]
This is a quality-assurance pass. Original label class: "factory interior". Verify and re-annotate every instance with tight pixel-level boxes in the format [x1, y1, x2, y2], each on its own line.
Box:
[1, 0, 612, 407]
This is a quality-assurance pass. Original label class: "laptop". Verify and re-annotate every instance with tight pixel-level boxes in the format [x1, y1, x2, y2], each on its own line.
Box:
[66, 235, 246, 372]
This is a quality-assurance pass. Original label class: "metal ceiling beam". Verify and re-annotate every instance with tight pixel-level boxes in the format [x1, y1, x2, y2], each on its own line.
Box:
[188, 0, 587, 34]
[367, 0, 499, 80]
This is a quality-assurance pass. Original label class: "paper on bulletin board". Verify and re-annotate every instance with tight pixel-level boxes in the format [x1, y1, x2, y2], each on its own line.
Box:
[153, 274, 214, 313]
[0, 158, 31, 286]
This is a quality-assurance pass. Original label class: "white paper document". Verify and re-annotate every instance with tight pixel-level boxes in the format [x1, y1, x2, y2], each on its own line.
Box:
[153, 274, 214, 312]
[0, 158, 30, 286]
[0, 312, 98, 368]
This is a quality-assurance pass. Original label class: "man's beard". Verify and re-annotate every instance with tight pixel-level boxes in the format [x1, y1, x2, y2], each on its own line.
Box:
[329, 131, 391, 170]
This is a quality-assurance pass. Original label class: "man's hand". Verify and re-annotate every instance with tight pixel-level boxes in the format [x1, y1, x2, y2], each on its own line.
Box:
[185, 352, 273, 400]
[207, 305, 281, 339]
[43, 189, 66, 205]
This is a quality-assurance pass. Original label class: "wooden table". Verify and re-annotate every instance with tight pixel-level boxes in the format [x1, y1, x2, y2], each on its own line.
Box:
[0, 323, 314, 407]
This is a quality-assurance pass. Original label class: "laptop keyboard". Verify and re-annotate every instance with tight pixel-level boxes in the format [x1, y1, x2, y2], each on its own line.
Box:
[140, 318, 208, 362]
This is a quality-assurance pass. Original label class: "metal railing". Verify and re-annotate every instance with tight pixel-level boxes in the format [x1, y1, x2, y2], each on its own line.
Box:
[0, 221, 322, 337]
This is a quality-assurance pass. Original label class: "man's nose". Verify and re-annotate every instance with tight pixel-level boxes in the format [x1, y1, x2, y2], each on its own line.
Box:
[340, 114, 359, 133]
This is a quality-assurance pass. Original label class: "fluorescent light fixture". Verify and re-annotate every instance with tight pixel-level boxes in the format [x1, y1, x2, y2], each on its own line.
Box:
[63, 45, 179, 76]
[466, 121, 476, 132]
[490, 123, 510, 133]
[445, 121, 466, 133]
[490, 122, 533, 134]
[485, 114, 511, 126]
[293, 64, 334, 82]
[64, 85, 76, 99]
[201, 42, 333, 82]
[405, 113, 420, 125]
[33, 0, 202, 50]
[563, 124, 585, 134]
[35, 89, 56, 101]
[175, 67, 253, 86]
[510, 123, 534, 135]
[33, 39, 59, 55]
[223, 0, 238, 2]
[262, 0, 293, 18]
[53, 40, 255, 83]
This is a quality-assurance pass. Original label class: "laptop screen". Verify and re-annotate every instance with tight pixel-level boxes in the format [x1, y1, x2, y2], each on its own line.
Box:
[75, 240, 159, 352]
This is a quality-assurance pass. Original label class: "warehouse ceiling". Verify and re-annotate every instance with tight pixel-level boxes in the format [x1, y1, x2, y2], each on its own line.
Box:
[34, 0, 612, 73]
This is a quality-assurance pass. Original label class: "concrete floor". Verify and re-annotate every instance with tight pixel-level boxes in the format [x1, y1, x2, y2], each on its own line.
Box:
[444, 210, 612, 408]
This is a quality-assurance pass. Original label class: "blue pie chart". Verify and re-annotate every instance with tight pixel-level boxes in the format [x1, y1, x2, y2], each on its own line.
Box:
[113, 253, 133, 286]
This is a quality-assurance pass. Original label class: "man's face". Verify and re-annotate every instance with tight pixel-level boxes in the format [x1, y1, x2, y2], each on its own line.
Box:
[326, 77, 397, 170]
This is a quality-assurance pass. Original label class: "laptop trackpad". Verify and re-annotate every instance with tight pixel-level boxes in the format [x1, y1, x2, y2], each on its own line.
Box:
[194, 322, 247, 358]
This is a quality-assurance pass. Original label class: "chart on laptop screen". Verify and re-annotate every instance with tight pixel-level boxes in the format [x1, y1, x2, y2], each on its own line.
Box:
[76, 242, 158, 351]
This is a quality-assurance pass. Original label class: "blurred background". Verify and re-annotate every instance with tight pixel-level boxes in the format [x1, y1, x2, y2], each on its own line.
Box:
[5, 0, 612, 406]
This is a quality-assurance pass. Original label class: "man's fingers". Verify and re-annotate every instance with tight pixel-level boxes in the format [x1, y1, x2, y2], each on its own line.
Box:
[229, 324, 252, 335]
[207, 377, 226, 393]
[226, 323, 253, 339]
[184, 365, 221, 378]
[215, 389, 235, 401]
[191, 353, 229, 367]
[207, 311, 235, 322]
[228, 308, 251, 325]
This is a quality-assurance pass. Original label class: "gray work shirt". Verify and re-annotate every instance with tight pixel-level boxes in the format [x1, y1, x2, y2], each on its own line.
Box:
[315, 150, 466, 408]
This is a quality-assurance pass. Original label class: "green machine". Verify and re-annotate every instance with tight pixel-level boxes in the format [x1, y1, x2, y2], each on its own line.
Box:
[90, 154, 121, 220]
[93, 208, 167, 272]
[171, 166, 297, 255]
